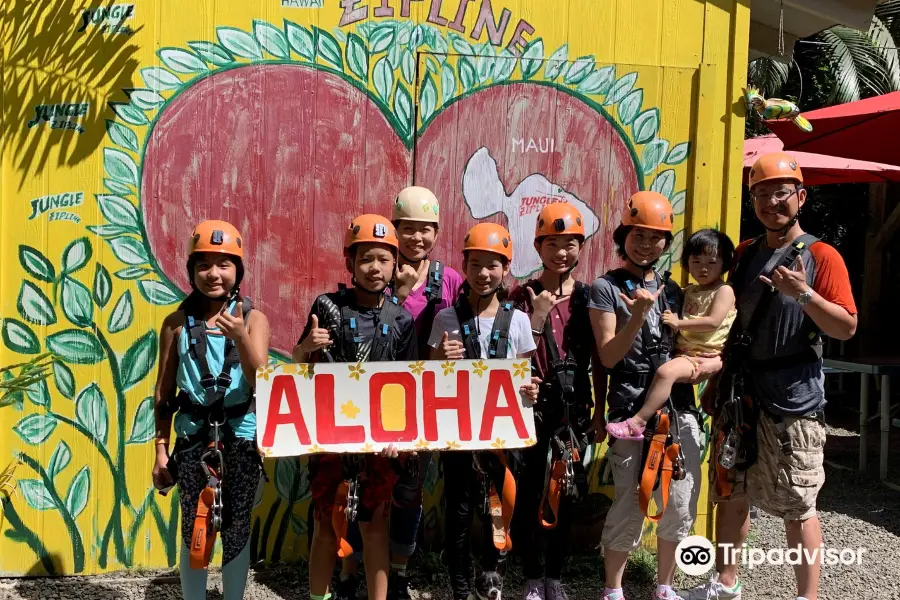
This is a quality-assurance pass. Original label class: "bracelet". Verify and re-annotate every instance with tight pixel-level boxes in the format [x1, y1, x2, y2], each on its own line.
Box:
[531, 328, 544, 336]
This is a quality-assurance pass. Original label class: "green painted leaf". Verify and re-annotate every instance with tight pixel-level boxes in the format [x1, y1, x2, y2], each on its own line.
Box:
[657, 253, 673, 273]
[388, 41, 403, 68]
[356, 20, 374, 40]
[47, 330, 105, 365]
[431, 29, 448, 57]
[670, 230, 685, 263]
[665, 142, 691, 166]
[3, 319, 40, 354]
[373, 57, 393, 103]
[492, 49, 516, 82]
[137, 280, 180, 306]
[450, 33, 473, 56]
[285, 20, 315, 61]
[66, 467, 90, 519]
[128, 89, 165, 111]
[671, 190, 687, 216]
[52, 361, 75, 400]
[563, 56, 594, 85]
[650, 169, 677, 200]
[633, 108, 660, 145]
[18, 246, 55, 283]
[314, 27, 343, 69]
[76, 383, 109, 445]
[25, 379, 50, 407]
[346, 33, 369, 80]
[127, 397, 155, 444]
[217, 27, 263, 60]
[13, 413, 57, 445]
[393, 85, 413, 136]
[187, 41, 234, 66]
[474, 43, 495, 84]
[0, 371, 24, 410]
[105, 121, 138, 152]
[332, 27, 347, 44]
[114, 267, 151, 280]
[120, 330, 157, 391]
[369, 23, 394, 54]
[544, 44, 568, 80]
[275, 457, 301, 501]
[61, 277, 94, 328]
[400, 48, 415, 84]
[440, 63, 456, 104]
[104, 179, 133, 197]
[140, 67, 182, 92]
[48, 441, 72, 478]
[93, 265, 112, 308]
[419, 73, 437, 125]
[617, 88, 643, 126]
[459, 57, 476, 92]
[578, 66, 616, 95]
[290, 513, 308, 536]
[110, 102, 148, 126]
[87, 225, 133, 238]
[96, 194, 139, 230]
[642, 139, 670, 174]
[426, 54, 440, 74]
[108, 236, 149, 266]
[604, 72, 637, 105]
[159, 47, 208, 74]
[254, 20, 290, 59]
[108, 290, 134, 334]
[396, 21, 413, 45]
[520, 37, 544, 79]
[18, 479, 56, 511]
[17, 281, 56, 326]
[62, 238, 92, 275]
[409, 24, 425, 50]
[103, 148, 139, 187]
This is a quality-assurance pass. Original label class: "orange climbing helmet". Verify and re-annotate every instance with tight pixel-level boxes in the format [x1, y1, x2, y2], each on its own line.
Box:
[748, 152, 804, 189]
[535, 203, 585, 240]
[621, 191, 674, 233]
[344, 214, 399, 254]
[189, 220, 244, 259]
[463, 222, 513, 262]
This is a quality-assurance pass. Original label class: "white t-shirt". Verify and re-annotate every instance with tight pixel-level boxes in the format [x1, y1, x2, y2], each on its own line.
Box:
[427, 306, 537, 358]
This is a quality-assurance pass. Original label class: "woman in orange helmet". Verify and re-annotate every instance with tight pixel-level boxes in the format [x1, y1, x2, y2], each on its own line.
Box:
[426, 222, 540, 600]
[152, 220, 271, 600]
[292, 214, 418, 600]
[508, 203, 605, 600]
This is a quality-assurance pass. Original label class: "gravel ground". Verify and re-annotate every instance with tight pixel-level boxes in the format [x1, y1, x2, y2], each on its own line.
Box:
[2, 421, 898, 600]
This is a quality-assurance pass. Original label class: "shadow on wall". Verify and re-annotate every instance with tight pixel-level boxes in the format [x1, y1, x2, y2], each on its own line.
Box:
[0, 0, 140, 188]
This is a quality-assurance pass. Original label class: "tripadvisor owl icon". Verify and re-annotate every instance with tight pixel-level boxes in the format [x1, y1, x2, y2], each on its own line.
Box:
[676, 536, 716, 576]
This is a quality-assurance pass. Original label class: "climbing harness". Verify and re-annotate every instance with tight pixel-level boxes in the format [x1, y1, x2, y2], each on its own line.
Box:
[190, 420, 226, 569]
[455, 297, 514, 360]
[638, 408, 685, 522]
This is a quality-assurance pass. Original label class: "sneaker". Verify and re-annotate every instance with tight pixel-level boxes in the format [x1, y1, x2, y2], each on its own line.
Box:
[606, 418, 646, 440]
[388, 571, 411, 600]
[334, 576, 360, 600]
[522, 579, 545, 600]
[544, 579, 568, 600]
[601, 589, 625, 600]
[653, 586, 685, 600]
[679, 574, 742, 600]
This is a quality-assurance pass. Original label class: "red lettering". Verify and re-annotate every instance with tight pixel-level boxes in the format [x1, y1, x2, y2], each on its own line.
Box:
[315, 374, 366, 444]
[374, 0, 393, 17]
[261, 375, 311, 447]
[449, 0, 474, 33]
[339, 0, 368, 26]
[400, 0, 421, 18]
[479, 370, 528, 441]
[505, 19, 535, 57]
[427, 0, 448, 26]
[369, 372, 418, 442]
[519, 203, 526, 216]
[422, 371, 472, 441]
[471, 0, 511, 46]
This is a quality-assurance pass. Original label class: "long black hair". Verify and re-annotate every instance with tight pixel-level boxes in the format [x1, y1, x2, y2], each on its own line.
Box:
[180, 253, 245, 317]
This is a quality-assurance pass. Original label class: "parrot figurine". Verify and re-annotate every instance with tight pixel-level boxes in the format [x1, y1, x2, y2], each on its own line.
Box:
[744, 87, 813, 133]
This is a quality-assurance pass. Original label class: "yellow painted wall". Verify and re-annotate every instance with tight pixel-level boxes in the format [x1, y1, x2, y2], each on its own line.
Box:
[0, 0, 749, 576]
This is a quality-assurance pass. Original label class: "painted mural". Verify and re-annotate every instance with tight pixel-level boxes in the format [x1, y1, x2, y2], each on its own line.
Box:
[0, 0, 748, 576]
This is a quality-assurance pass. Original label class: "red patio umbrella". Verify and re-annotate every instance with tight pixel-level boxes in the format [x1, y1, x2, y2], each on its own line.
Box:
[744, 135, 900, 185]
[763, 91, 900, 166]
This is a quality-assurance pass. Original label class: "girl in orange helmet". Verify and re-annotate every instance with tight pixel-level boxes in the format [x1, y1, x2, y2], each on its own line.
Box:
[152, 220, 271, 600]
[427, 222, 540, 600]
[293, 214, 417, 600]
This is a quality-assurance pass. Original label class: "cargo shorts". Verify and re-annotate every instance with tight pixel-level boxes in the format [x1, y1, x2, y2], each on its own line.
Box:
[710, 410, 825, 521]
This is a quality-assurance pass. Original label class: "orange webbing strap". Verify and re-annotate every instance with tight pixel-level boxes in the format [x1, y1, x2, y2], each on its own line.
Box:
[638, 412, 680, 523]
[488, 450, 515, 551]
[189, 481, 217, 569]
[332, 481, 354, 558]
[539, 459, 568, 530]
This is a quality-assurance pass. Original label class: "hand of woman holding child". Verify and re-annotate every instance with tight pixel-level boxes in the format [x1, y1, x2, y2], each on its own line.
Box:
[661, 310, 680, 330]
[518, 377, 542, 405]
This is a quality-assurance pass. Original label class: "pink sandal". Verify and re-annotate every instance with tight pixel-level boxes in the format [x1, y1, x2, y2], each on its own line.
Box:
[606, 418, 646, 440]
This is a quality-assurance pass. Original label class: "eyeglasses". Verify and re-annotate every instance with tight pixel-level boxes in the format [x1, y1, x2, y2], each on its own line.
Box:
[751, 188, 798, 204]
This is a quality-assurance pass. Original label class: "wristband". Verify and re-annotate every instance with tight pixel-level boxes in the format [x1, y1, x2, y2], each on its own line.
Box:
[531, 328, 543, 336]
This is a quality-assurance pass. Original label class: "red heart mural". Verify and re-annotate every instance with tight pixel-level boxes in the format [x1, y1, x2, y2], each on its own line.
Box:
[141, 64, 639, 355]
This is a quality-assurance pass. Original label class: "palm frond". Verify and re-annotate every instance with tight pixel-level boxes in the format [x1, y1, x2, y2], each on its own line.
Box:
[817, 26, 893, 103]
[869, 16, 900, 91]
[748, 57, 790, 98]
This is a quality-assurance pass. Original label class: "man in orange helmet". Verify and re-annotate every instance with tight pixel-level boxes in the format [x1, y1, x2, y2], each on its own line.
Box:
[509, 203, 605, 600]
[682, 153, 858, 600]
[293, 215, 418, 600]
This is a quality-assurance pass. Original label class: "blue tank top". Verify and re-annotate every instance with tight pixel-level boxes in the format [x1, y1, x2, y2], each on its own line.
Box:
[175, 309, 256, 441]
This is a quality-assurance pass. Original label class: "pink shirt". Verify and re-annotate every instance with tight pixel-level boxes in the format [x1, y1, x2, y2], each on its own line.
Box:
[401, 265, 464, 339]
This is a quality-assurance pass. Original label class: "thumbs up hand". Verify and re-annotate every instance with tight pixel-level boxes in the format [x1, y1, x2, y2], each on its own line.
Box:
[299, 314, 332, 354]
[439, 331, 465, 360]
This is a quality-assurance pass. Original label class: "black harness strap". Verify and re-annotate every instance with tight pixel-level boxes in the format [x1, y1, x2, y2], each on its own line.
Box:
[416, 260, 446, 358]
[454, 298, 516, 360]
[371, 296, 403, 361]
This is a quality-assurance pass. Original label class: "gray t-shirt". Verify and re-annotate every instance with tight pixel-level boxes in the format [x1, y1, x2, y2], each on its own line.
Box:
[588, 270, 684, 412]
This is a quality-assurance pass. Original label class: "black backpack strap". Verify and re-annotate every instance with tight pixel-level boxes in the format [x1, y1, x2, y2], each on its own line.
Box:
[371, 296, 402, 361]
[454, 297, 481, 360]
[488, 302, 515, 359]
[424, 260, 444, 303]
[340, 304, 362, 363]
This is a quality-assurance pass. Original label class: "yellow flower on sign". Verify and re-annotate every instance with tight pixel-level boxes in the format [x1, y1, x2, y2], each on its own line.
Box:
[257, 365, 275, 381]
[491, 438, 506, 449]
[415, 439, 431, 450]
[340, 400, 360, 420]
[360, 442, 374, 453]
[445, 441, 462, 450]
[297, 364, 315, 380]
[348, 363, 366, 380]
[261, 447, 275, 456]
[307, 444, 325, 454]
[524, 438, 537, 447]
[472, 359, 488, 377]
[514, 360, 531, 378]
[280, 364, 299, 375]
[408, 361, 426, 375]
[441, 361, 456, 375]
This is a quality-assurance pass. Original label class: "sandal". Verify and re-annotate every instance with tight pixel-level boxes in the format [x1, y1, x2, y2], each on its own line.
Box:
[605, 418, 646, 441]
